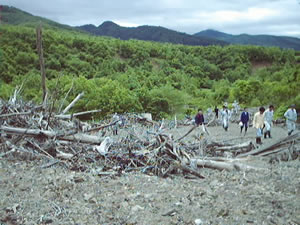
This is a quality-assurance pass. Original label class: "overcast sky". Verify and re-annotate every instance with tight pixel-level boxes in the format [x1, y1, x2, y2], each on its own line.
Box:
[1, 0, 300, 38]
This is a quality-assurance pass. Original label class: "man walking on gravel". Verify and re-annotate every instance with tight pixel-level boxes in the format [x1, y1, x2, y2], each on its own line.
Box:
[264, 105, 274, 138]
[253, 107, 265, 145]
[240, 107, 250, 135]
[221, 105, 230, 131]
[284, 104, 297, 136]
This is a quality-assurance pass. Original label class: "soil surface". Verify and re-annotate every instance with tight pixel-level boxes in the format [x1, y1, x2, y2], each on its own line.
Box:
[1, 122, 299, 225]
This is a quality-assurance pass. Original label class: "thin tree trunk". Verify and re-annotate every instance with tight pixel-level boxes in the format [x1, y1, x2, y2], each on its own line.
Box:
[36, 24, 47, 102]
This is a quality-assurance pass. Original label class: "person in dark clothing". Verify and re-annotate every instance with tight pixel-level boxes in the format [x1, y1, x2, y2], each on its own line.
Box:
[195, 109, 204, 126]
[214, 106, 219, 119]
[240, 107, 250, 135]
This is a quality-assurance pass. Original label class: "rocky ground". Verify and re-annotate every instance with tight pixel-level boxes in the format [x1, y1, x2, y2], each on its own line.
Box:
[0, 122, 299, 225]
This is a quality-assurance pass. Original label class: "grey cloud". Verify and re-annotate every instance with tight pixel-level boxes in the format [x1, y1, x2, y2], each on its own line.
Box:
[1, 0, 300, 37]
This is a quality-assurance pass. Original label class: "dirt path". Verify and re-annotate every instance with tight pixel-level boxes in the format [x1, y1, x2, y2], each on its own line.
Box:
[0, 123, 299, 225]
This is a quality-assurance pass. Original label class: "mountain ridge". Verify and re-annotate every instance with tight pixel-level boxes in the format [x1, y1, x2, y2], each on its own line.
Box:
[76, 21, 227, 46]
[1, 5, 300, 49]
[194, 29, 300, 50]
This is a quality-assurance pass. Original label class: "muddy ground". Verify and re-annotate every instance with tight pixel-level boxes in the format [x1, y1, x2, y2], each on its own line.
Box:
[0, 122, 299, 225]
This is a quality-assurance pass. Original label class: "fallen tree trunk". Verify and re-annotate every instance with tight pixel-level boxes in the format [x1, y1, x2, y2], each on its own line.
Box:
[0, 111, 32, 118]
[55, 109, 102, 119]
[87, 120, 119, 132]
[191, 158, 264, 171]
[173, 162, 205, 179]
[214, 141, 253, 151]
[0, 125, 103, 144]
[237, 132, 300, 158]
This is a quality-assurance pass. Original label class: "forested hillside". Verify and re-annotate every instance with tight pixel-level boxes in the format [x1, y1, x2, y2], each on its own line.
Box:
[0, 5, 75, 31]
[0, 24, 299, 119]
[77, 21, 227, 46]
[195, 29, 300, 51]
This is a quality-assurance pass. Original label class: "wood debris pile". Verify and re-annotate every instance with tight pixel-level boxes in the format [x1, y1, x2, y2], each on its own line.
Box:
[1, 95, 299, 179]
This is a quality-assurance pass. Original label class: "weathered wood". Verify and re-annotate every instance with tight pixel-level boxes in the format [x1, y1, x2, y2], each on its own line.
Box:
[237, 132, 300, 157]
[0, 126, 103, 144]
[0, 111, 32, 118]
[192, 158, 263, 171]
[36, 24, 47, 102]
[175, 125, 197, 141]
[56, 149, 74, 159]
[215, 141, 254, 151]
[58, 79, 74, 113]
[55, 109, 102, 119]
[87, 120, 119, 132]
[61, 92, 84, 115]
[172, 162, 205, 179]
[94, 137, 112, 156]
[0, 149, 16, 158]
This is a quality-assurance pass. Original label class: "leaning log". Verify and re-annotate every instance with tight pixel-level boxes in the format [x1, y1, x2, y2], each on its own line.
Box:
[237, 132, 300, 157]
[61, 92, 84, 115]
[175, 125, 197, 141]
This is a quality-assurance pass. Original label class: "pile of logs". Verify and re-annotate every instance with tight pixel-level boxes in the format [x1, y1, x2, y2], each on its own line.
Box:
[1, 94, 299, 179]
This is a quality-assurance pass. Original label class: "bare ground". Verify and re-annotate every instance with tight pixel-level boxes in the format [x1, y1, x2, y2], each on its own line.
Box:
[0, 123, 299, 225]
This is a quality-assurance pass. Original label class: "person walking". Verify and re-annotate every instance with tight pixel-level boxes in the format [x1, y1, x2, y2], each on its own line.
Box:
[112, 113, 120, 135]
[214, 106, 219, 119]
[284, 104, 297, 136]
[264, 105, 274, 138]
[221, 105, 230, 131]
[240, 107, 250, 135]
[195, 109, 204, 126]
[253, 106, 265, 145]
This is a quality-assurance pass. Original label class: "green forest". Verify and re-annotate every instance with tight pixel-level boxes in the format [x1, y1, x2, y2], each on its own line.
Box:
[0, 24, 299, 119]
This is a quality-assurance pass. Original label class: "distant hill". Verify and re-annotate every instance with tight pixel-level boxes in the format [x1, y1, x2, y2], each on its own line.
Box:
[2, 5, 300, 50]
[194, 29, 300, 50]
[77, 21, 227, 46]
[0, 5, 76, 31]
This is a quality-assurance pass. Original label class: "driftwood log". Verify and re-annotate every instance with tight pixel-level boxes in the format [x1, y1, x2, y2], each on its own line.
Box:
[237, 132, 300, 157]
[191, 158, 264, 171]
[0, 126, 103, 144]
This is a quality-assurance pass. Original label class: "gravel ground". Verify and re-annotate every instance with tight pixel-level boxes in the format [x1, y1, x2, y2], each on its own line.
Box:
[0, 123, 299, 225]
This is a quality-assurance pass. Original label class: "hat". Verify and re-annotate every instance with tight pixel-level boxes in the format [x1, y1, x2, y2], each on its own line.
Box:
[290, 104, 296, 108]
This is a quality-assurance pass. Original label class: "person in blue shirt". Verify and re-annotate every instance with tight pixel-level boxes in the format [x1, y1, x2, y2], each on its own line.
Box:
[240, 107, 250, 135]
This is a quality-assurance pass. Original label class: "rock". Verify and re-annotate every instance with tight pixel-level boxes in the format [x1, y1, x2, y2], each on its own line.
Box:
[131, 205, 144, 213]
[194, 218, 203, 225]
[83, 193, 94, 202]
[73, 176, 85, 183]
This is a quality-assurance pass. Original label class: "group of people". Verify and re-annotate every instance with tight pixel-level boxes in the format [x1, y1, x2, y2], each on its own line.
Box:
[194, 104, 298, 145]
[252, 104, 297, 144]
[252, 105, 274, 145]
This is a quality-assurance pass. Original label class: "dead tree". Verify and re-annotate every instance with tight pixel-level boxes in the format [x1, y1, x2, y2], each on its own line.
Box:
[36, 24, 47, 103]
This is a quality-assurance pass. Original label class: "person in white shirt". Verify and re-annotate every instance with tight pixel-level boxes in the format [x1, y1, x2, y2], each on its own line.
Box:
[263, 105, 274, 138]
[284, 104, 297, 136]
[221, 105, 230, 131]
[112, 113, 120, 135]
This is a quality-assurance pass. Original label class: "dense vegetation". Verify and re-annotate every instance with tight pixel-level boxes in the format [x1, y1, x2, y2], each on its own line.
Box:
[0, 24, 299, 119]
